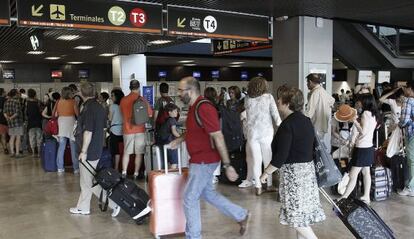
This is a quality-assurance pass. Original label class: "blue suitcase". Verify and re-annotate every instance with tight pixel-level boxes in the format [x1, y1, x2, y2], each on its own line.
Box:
[41, 139, 57, 172]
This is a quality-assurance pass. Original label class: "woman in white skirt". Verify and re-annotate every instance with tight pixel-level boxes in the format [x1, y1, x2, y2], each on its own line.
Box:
[55, 87, 79, 174]
[261, 86, 325, 239]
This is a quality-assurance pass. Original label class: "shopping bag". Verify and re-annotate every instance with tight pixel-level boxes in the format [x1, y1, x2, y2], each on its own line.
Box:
[313, 131, 342, 188]
[386, 128, 402, 158]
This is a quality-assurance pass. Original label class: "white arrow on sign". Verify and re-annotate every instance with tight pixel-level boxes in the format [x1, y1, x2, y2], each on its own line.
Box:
[177, 18, 186, 28]
[32, 5, 44, 17]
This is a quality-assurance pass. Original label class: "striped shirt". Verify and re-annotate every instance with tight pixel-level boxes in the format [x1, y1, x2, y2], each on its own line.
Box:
[399, 97, 414, 140]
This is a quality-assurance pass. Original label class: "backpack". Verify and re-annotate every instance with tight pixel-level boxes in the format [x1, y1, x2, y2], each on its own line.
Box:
[195, 100, 244, 151]
[155, 118, 171, 145]
[155, 96, 175, 126]
[131, 96, 150, 125]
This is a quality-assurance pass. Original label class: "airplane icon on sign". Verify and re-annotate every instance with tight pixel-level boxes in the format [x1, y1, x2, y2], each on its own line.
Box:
[50, 4, 65, 20]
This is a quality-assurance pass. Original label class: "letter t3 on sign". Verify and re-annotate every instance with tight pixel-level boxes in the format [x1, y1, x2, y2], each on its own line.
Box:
[130, 8, 147, 27]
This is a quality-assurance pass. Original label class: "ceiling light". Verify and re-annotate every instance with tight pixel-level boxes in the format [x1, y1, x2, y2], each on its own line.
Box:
[57, 35, 80, 41]
[178, 60, 194, 63]
[229, 65, 242, 68]
[183, 64, 197, 66]
[27, 51, 45, 55]
[67, 62, 84, 64]
[45, 57, 61, 60]
[230, 62, 245, 65]
[74, 45, 94, 50]
[191, 38, 211, 44]
[0, 60, 14, 63]
[99, 53, 117, 57]
[270, 64, 273, 68]
[148, 40, 172, 45]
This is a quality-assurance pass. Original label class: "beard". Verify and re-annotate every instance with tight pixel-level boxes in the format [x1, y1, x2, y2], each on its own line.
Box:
[180, 92, 191, 105]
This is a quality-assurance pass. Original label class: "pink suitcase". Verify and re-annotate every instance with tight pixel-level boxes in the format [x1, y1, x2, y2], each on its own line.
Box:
[149, 145, 188, 238]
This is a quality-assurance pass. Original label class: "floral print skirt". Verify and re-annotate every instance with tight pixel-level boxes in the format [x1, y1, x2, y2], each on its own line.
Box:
[279, 161, 326, 227]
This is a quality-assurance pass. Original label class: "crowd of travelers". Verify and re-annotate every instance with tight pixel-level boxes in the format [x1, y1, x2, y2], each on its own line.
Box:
[1, 75, 413, 239]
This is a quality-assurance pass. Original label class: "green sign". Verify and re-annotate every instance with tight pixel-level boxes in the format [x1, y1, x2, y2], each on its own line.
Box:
[168, 6, 269, 41]
[0, 0, 10, 26]
[17, 0, 162, 34]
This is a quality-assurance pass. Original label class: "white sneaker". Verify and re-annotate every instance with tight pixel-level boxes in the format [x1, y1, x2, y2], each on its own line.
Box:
[111, 206, 121, 218]
[212, 176, 219, 184]
[73, 169, 80, 174]
[57, 169, 65, 174]
[238, 180, 253, 188]
[398, 187, 414, 197]
[69, 207, 90, 215]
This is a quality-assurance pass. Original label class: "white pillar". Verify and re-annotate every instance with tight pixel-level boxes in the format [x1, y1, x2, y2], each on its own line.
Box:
[112, 54, 147, 95]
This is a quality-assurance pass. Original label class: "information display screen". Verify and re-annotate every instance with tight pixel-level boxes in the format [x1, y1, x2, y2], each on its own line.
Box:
[51, 70, 63, 78]
[211, 70, 219, 79]
[193, 71, 201, 78]
[2, 69, 15, 79]
[79, 69, 89, 78]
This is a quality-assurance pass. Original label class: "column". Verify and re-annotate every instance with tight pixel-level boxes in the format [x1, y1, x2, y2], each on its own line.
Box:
[273, 16, 333, 97]
[112, 54, 147, 94]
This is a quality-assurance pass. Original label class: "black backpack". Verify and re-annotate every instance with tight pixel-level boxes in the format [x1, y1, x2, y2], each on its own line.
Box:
[195, 100, 243, 152]
[155, 119, 171, 145]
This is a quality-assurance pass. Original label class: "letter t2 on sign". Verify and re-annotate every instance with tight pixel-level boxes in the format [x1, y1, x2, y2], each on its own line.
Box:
[130, 8, 147, 27]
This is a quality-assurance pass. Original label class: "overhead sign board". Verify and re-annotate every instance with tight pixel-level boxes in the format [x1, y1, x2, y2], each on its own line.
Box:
[168, 6, 269, 42]
[0, 0, 11, 26]
[378, 71, 391, 83]
[212, 40, 271, 55]
[17, 0, 162, 34]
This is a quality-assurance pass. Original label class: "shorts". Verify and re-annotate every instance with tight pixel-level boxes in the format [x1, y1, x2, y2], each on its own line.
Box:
[109, 132, 123, 155]
[28, 128, 43, 148]
[123, 133, 145, 155]
[0, 124, 8, 134]
[8, 126, 24, 136]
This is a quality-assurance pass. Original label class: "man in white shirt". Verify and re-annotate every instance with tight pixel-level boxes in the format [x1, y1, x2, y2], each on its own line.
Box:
[305, 73, 335, 152]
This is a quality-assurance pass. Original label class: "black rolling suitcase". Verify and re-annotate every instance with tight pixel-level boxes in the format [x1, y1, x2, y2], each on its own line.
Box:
[389, 154, 409, 192]
[81, 160, 151, 224]
[320, 189, 395, 239]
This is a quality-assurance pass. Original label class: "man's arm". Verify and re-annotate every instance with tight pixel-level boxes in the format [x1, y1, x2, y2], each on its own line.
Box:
[209, 131, 230, 165]
[399, 99, 412, 127]
[79, 131, 92, 161]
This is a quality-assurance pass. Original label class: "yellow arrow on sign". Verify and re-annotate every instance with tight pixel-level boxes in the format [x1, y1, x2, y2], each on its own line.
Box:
[177, 18, 186, 28]
[32, 4, 44, 17]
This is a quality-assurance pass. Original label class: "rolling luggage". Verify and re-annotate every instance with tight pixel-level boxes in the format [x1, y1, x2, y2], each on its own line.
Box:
[81, 160, 151, 224]
[41, 139, 57, 172]
[389, 154, 409, 192]
[149, 145, 188, 238]
[370, 167, 392, 201]
[320, 189, 395, 239]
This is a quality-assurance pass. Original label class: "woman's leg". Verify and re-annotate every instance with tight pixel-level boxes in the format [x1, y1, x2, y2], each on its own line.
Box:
[296, 226, 318, 239]
[69, 139, 79, 171]
[260, 135, 274, 187]
[341, 166, 363, 199]
[56, 137, 67, 171]
[114, 154, 120, 171]
[249, 138, 263, 189]
[245, 141, 253, 182]
[15, 135, 21, 156]
[9, 135, 15, 155]
[360, 167, 371, 202]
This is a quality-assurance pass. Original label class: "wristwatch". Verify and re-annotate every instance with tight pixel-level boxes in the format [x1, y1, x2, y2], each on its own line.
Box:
[223, 163, 231, 169]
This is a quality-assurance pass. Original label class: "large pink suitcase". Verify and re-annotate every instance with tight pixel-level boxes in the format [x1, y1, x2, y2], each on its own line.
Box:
[149, 145, 188, 238]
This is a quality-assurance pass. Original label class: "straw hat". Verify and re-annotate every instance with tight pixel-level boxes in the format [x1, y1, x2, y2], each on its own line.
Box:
[334, 104, 357, 122]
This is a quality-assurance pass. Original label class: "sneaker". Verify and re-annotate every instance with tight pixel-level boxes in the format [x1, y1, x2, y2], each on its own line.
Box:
[238, 211, 251, 236]
[57, 169, 65, 174]
[69, 207, 90, 215]
[73, 169, 80, 174]
[398, 187, 414, 197]
[212, 176, 219, 184]
[111, 206, 121, 218]
[238, 180, 253, 188]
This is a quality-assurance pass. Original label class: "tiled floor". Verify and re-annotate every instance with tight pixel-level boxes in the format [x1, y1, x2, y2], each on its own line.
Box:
[1, 155, 413, 239]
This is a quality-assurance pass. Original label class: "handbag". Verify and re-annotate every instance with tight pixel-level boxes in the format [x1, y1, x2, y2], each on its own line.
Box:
[386, 128, 402, 158]
[44, 100, 59, 135]
[313, 130, 342, 188]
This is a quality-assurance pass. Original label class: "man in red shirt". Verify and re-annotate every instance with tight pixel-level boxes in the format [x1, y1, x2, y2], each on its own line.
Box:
[170, 77, 250, 238]
[119, 80, 153, 179]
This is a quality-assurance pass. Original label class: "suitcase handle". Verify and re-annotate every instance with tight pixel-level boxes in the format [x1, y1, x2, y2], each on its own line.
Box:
[163, 144, 182, 175]
[319, 188, 343, 216]
[80, 159, 97, 176]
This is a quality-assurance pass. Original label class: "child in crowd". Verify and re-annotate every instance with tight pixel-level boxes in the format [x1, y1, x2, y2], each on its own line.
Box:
[157, 103, 181, 169]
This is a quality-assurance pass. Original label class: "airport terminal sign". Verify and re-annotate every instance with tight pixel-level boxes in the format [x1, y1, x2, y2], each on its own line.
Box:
[212, 40, 272, 55]
[0, 0, 10, 26]
[17, 0, 162, 34]
[168, 6, 269, 41]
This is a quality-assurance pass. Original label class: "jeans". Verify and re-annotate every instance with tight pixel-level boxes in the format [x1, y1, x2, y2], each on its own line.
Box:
[56, 136, 79, 171]
[406, 137, 414, 189]
[248, 135, 274, 188]
[184, 163, 248, 239]
[28, 128, 42, 151]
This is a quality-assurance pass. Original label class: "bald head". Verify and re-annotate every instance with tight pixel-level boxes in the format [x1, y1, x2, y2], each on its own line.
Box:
[181, 76, 201, 94]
